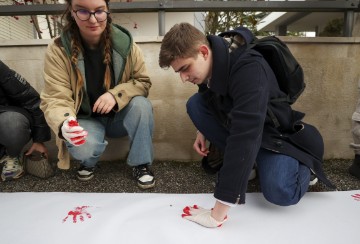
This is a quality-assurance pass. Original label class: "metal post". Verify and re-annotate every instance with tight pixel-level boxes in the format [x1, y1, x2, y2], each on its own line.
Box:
[344, 10, 354, 37]
[158, 0, 167, 36]
[276, 25, 288, 36]
[158, 10, 165, 36]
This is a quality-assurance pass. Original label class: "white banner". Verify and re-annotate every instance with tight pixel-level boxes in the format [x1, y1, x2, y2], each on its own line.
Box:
[0, 191, 359, 244]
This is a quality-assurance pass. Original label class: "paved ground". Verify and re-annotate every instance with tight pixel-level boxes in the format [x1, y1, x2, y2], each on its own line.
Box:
[1, 158, 359, 194]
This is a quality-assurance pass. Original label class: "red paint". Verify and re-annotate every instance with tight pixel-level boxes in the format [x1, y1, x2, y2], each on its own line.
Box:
[63, 206, 92, 223]
[70, 135, 85, 141]
[351, 193, 360, 201]
[68, 120, 79, 127]
[75, 140, 86, 145]
[67, 119, 87, 145]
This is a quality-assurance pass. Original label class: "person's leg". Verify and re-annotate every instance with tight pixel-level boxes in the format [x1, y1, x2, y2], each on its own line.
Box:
[106, 96, 154, 166]
[349, 109, 360, 179]
[0, 111, 31, 156]
[187, 93, 257, 179]
[186, 93, 228, 151]
[256, 148, 311, 206]
[0, 111, 30, 180]
[105, 96, 155, 188]
[65, 118, 107, 181]
[349, 154, 360, 179]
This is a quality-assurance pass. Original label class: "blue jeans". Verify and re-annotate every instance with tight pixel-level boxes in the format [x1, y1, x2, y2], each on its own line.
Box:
[66, 96, 154, 168]
[186, 93, 310, 206]
[0, 111, 31, 157]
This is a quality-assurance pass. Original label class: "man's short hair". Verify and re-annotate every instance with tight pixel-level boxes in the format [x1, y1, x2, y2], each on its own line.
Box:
[158, 22, 209, 68]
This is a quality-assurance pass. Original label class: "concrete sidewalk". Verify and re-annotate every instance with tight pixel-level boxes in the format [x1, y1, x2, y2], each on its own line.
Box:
[1, 159, 359, 194]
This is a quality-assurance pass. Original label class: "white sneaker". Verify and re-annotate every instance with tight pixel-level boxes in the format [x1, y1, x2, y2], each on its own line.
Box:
[309, 174, 318, 186]
[309, 169, 318, 186]
[132, 164, 155, 189]
[1, 155, 24, 181]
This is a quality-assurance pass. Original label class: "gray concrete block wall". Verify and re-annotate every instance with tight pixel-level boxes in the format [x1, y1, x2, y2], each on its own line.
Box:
[284, 37, 360, 159]
[0, 37, 359, 162]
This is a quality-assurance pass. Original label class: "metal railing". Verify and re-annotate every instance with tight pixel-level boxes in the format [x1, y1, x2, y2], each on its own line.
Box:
[0, 0, 359, 36]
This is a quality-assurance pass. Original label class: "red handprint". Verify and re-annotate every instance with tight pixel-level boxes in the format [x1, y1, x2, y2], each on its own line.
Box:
[63, 206, 92, 223]
[351, 193, 360, 201]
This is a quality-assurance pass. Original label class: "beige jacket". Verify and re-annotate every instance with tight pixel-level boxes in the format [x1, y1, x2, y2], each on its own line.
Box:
[40, 29, 151, 169]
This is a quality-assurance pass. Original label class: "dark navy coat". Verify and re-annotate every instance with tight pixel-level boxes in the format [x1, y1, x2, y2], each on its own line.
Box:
[204, 33, 334, 204]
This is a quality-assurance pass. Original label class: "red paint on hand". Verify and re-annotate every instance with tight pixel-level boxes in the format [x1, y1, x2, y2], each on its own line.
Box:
[68, 120, 79, 127]
[181, 213, 191, 218]
[351, 193, 360, 201]
[75, 140, 86, 146]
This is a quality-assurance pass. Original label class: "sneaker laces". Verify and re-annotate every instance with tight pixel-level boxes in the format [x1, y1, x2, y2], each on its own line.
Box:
[133, 165, 154, 181]
[78, 165, 95, 171]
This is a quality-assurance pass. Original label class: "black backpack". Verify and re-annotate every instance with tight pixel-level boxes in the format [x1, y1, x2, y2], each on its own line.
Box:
[249, 36, 305, 105]
[220, 32, 306, 105]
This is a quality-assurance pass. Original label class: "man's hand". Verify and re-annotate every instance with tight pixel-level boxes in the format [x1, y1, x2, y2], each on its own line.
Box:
[61, 117, 88, 146]
[25, 142, 49, 158]
[93, 92, 116, 114]
[193, 131, 209, 157]
[181, 205, 227, 228]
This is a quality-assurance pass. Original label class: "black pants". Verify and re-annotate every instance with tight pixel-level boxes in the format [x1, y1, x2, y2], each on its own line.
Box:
[0, 111, 31, 157]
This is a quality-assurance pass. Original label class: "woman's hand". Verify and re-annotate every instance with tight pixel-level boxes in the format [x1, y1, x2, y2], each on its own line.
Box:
[93, 92, 116, 114]
[25, 142, 49, 158]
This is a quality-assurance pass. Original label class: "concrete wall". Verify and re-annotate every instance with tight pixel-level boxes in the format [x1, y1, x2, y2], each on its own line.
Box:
[0, 36, 359, 162]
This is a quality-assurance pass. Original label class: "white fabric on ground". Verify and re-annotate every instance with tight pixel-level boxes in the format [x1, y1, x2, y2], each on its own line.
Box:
[0, 191, 359, 244]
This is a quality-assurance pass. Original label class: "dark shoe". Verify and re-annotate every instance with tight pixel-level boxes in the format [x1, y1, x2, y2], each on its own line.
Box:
[349, 155, 360, 179]
[77, 165, 95, 181]
[202, 143, 257, 181]
[201, 143, 223, 174]
[132, 164, 155, 189]
[309, 173, 318, 186]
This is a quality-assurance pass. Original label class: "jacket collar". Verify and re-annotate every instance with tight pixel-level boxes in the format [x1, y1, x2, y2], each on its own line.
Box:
[207, 35, 230, 96]
[60, 23, 132, 59]
[111, 24, 132, 58]
[59, 24, 133, 84]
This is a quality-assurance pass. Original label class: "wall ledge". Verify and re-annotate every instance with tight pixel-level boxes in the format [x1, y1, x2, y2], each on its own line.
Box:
[0, 36, 163, 47]
[1, 36, 360, 47]
[276, 36, 360, 44]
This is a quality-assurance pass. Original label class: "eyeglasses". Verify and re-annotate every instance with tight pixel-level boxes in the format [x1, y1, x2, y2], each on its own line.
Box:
[72, 9, 110, 22]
